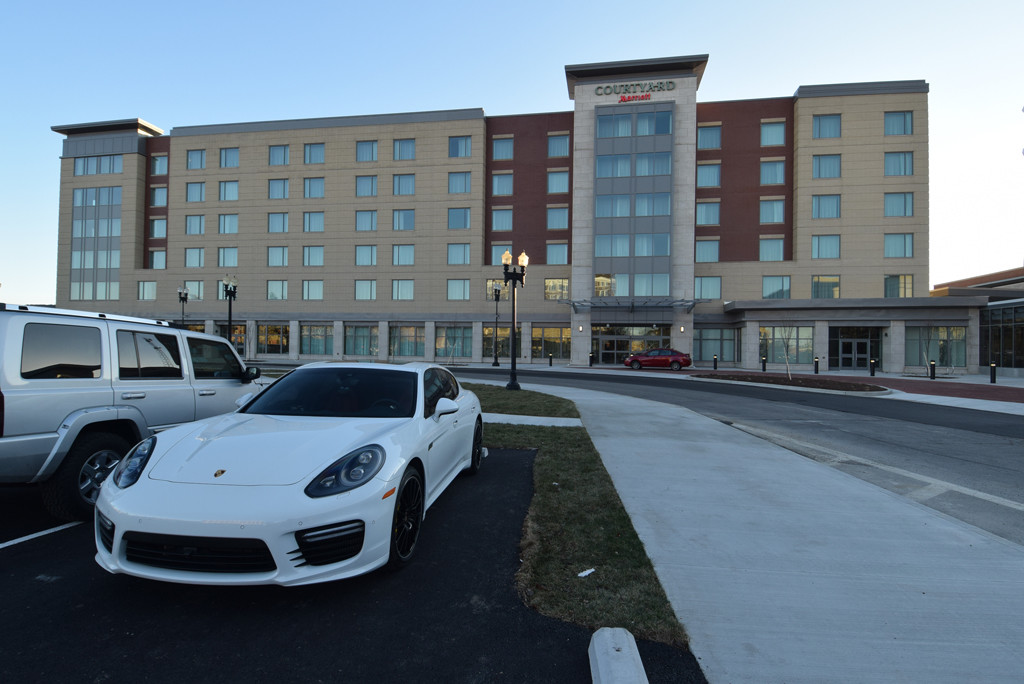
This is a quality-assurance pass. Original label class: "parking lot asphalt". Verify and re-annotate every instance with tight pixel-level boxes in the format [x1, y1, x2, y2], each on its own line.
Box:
[0, 448, 703, 684]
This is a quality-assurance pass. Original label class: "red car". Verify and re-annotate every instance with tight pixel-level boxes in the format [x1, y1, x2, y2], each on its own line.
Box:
[624, 348, 692, 371]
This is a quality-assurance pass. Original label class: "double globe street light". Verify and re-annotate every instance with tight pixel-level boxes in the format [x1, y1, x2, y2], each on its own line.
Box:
[176, 286, 189, 327]
[501, 249, 529, 390]
[222, 275, 238, 348]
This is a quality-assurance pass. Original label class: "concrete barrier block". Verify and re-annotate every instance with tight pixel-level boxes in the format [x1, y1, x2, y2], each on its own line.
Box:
[588, 627, 649, 684]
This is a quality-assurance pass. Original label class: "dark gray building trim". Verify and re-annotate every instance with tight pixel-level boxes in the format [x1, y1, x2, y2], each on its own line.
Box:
[170, 109, 486, 137]
[795, 81, 929, 98]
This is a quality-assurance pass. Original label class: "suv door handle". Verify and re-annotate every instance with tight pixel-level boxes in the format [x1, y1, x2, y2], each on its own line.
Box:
[198, 390, 216, 396]
[121, 392, 146, 400]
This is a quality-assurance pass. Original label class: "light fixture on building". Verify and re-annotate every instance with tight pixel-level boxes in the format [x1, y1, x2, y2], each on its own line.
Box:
[501, 249, 528, 390]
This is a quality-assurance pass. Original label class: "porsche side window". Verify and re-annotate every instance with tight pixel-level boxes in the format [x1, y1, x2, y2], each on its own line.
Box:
[423, 369, 446, 417]
[188, 337, 243, 380]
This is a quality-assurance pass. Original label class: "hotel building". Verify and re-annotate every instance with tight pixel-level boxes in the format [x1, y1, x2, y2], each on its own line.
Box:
[49, 55, 989, 373]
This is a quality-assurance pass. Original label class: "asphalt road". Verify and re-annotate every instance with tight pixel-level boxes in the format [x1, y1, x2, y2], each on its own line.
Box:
[1, 449, 704, 684]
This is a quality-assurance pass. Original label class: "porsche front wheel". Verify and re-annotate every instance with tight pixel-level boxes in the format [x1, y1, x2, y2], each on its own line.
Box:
[387, 467, 424, 570]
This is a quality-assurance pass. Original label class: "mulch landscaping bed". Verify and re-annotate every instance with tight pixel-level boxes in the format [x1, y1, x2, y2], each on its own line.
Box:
[693, 372, 886, 392]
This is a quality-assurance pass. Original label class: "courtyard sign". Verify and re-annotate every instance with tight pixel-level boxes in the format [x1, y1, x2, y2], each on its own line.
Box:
[595, 81, 676, 103]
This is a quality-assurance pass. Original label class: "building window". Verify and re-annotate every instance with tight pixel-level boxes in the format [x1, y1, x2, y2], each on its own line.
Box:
[449, 136, 471, 158]
[74, 154, 123, 175]
[695, 276, 722, 299]
[392, 280, 414, 301]
[693, 328, 737, 363]
[356, 176, 377, 197]
[393, 244, 415, 266]
[355, 280, 376, 301]
[268, 212, 288, 233]
[594, 273, 629, 297]
[151, 187, 167, 206]
[393, 139, 415, 160]
[269, 179, 289, 199]
[302, 280, 324, 300]
[760, 122, 785, 146]
[594, 234, 629, 258]
[492, 209, 512, 231]
[304, 177, 325, 198]
[151, 156, 168, 175]
[220, 148, 239, 168]
[759, 238, 784, 261]
[268, 246, 288, 267]
[356, 210, 377, 231]
[304, 212, 324, 232]
[548, 134, 570, 157]
[812, 155, 841, 179]
[269, 145, 289, 166]
[185, 248, 205, 268]
[636, 193, 671, 216]
[355, 245, 377, 266]
[697, 125, 721, 150]
[393, 209, 415, 231]
[138, 281, 156, 300]
[150, 250, 166, 269]
[219, 214, 238, 234]
[186, 182, 205, 202]
[547, 171, 569, 194]
[760, 199, 784, 224]
[345, 324, 378, 354]
[762, 275, 791, 299]
[884, 152, 914, 176]
[637, 111, 672, 135]
[905, 326, 966, 367]
[634, 274, 669, 296]
[811, 275, 840, 299]
[493, 138, 513, 160]
[150, 218, 167, 238]
[596, 195, 631, 218]
[636, 152, 672, 176]
[760, 326, 813, 364]
[447, 243, 470, 265]
[812, 195, 841, 219]
[597, 114, 631, 138]
[304, 143, 325, 164]
[597, 155, 630, 178]
[546, 243, 568, 265]
[300, 324, 333, 354]
[392, 174, 415, 196]
[812, 114, 841, 139]
[437, 326, 473, 357]
[448, 208, 470, 229]
[448, 171, 471, 194]
[447, 279, 470, 301]
[547, 207, 568, 230]
[218, 247, 237, 268]
[885, 111, 913, 136]
[885, 275, 914, 298]
[760, 160, 784, 185]
[267, 280, 288, 300]
[492, 174, 513, 196]
[812, 235, 840, 259]
[303, 246, 324, 267]
[356, 140, 377, 162]
[696, 163, 720, 187]
[635, 233, 670, 257]
[389, 325, 424, 356]
[185, 215, 205, 235]
[216, 180, 237, 201]
[257, 324, 289, 354]
[884, 193, 914, 217]
[184, 280, 204, 301]
[884, 233, 914, 258]
[491, 244, 511, 265]
[695, 240, 719, 263]
[186, 149, 206, 170]
[544, 278, 568, 301]
[696, 202, 720, 225]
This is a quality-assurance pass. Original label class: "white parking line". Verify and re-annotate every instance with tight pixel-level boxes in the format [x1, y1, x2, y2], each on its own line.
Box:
[0, 522, 82, 550]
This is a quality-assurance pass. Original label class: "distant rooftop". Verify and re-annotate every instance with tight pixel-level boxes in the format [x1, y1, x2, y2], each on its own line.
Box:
[564, 55, 709, 97]
[51, 119, 163, 137]
[795, 81, 929, 98]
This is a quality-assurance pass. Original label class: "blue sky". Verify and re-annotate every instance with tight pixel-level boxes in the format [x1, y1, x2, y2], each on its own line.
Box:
[2, 0, 1021, 304]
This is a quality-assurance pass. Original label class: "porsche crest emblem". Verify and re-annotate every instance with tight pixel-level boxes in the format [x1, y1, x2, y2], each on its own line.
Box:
[214, 469, 226, 478]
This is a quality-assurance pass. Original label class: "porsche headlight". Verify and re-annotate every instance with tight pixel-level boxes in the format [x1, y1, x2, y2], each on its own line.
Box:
[305, 445, 386, 498]
[111, 435, 157, 489]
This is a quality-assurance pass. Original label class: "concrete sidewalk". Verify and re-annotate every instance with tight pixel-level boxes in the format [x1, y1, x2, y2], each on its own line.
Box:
[482, 378, 1024, 683]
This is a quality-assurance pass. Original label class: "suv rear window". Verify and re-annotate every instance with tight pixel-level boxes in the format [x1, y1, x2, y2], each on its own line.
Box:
[21, 323, 102, 379]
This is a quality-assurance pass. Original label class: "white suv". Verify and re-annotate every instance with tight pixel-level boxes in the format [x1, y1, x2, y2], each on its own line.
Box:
[0, 304, 261, 520]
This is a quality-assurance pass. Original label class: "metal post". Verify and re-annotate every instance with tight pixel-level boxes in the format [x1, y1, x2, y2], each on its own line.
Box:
[501, 251, 527, 391]
[507, 281, 520, 390]
[492, 287, 500, 367]
[549, 353, 553, 367]
[713, 354, 718, 370]
[761, 356, 767, 373]
[990, 363, 997, 384]
[589, 353, 594, 367]
[870, 359, 876, 376]
[814, 356, 820, 374]
[929, 360, 936, 380]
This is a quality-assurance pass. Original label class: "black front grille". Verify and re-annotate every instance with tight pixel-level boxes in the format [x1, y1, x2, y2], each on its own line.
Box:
[123, 532, 276, 573]
[289, 521, 365, 567]
[96, 512, 115, 553]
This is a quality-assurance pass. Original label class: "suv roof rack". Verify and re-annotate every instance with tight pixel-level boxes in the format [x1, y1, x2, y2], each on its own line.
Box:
[0, 303, 170, 327]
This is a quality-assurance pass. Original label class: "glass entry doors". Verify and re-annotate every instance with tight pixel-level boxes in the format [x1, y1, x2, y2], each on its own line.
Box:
[839, 339, 870, 369]
[828, 327, 883, 370]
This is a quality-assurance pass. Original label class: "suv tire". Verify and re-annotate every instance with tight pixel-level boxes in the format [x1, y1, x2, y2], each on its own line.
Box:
[40, 433, 131, 521]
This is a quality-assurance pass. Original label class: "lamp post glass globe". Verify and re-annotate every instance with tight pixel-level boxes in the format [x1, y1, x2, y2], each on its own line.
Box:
[500, 250, 528, 391]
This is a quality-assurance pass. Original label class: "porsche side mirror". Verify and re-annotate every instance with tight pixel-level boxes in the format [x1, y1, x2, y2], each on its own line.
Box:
[434, 397, 459, 420]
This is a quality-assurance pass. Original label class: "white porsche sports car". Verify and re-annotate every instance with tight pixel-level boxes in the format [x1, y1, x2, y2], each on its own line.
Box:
[94, 362, 484, 586]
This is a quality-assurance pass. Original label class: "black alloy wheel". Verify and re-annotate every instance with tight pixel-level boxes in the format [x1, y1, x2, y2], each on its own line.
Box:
[467, 420, 483, 475]
[387, 467, 424, 570]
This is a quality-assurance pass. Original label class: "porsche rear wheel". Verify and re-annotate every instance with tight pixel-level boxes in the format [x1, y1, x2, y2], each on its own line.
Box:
[387, 467, 424, 570]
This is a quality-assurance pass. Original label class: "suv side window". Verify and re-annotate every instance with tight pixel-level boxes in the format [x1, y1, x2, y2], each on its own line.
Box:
[187, 337, 243, 379]
[117, 331, 183, 379]
[21, 323, 102, 379]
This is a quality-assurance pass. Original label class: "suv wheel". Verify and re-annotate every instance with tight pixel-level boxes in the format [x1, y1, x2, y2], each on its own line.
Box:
[40, 433, 131, 521]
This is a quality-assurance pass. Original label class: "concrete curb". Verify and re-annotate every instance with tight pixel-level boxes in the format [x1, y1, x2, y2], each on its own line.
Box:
[589, 627, 649, 684]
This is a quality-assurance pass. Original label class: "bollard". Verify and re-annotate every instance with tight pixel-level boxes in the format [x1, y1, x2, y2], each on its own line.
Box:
[589, 353, 594, 367]
[814, 356, 819, 375]
[869, 359, 876, 377]
[761, 356, 767, 373]
[713, 354, 718, 370]
[929, 360, 936, 380]
[990, 363, 997, 384]
[549, 353, 553, 367]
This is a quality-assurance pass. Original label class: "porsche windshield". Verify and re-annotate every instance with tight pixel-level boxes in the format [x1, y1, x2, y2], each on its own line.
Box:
[242, 368, 418, 418]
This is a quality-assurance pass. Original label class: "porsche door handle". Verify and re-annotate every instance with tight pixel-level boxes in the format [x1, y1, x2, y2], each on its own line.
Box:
[121, 392, 146, 400]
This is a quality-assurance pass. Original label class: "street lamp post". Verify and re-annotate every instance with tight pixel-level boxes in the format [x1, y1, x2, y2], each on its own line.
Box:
[176, 286, 189, 328]
[492, 285, 501, 367]
[222, 275, 238, 349]
[501, 249, 528, 390]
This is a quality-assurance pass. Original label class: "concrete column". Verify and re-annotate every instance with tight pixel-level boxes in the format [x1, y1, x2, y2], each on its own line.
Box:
[333, 320, 344, 359]
[571, 310, 592, 365]
[377, 321, 389, 362]
[288, 320, 299, 360]
[424, 321, 436, 362]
